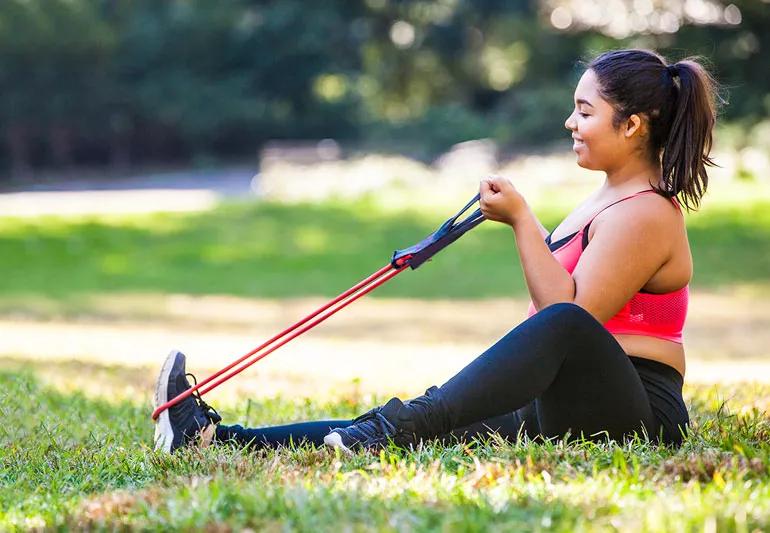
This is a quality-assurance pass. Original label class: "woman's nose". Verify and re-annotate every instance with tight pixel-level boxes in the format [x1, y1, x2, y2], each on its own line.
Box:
[564, 111, 576, 131]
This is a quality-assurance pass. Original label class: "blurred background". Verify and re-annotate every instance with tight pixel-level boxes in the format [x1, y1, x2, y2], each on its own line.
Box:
[0, 0, 768, 407]
[0, 0, 768, 178]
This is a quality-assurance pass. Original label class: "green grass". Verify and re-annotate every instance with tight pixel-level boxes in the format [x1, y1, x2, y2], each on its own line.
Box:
[2, 369, 769, 531]
[0, 194, 769, 317]
[3, 178, 769, 530]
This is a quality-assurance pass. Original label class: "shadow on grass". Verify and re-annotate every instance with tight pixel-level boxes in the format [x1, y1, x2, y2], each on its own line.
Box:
[0, 200, 769, 301]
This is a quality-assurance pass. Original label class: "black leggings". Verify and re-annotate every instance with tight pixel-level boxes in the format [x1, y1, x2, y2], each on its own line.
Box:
[216, 303, 688, 448]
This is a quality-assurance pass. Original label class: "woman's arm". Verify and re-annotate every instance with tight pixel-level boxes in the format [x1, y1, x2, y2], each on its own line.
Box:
[479, 177, 675, 322]
[570, 196, 674, 322]
[512, 205, 575, 309]
[531, 214, 550, 240]
[479, 178, 574, 309]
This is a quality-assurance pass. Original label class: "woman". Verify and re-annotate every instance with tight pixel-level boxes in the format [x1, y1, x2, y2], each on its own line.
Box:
[153, 49, 718, 454]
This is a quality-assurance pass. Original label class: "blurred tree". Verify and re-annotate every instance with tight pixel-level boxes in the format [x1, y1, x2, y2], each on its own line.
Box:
[0, 0, 766, 177]
[0, 0, 115, 178]
[108, 0, 367, 163]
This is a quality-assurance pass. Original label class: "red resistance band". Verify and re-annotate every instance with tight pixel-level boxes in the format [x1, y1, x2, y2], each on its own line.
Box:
[151, 194, 484, 420]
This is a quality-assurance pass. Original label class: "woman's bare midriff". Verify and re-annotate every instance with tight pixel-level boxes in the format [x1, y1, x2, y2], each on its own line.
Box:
[614, 333, 686, 377]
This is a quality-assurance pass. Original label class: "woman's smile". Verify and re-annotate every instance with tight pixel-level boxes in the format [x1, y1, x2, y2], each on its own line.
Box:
[572, 136, 585, 150]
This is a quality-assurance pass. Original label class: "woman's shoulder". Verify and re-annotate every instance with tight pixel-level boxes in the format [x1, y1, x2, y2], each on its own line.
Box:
[587, 191, 685, 248]
[596, 190, 683, 226]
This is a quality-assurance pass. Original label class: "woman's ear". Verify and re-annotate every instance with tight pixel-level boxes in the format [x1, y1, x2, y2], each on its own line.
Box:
[624, 113, 643, 139]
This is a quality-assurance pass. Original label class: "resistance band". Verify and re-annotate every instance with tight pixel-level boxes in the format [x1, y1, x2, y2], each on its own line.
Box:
[152, 193, 485, 420]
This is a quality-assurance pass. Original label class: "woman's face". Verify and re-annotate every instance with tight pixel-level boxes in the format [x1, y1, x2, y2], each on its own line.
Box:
[564, 69, 631, 171]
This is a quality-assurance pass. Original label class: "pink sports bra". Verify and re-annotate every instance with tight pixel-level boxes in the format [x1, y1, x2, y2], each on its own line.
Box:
[526, 189, 689, 344]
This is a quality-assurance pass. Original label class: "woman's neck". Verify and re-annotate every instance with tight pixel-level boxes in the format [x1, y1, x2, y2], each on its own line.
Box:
[600, 157, 661, 196]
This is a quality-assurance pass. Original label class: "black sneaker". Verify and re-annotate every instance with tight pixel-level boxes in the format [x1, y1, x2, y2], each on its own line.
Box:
[153, 350, 222, 453]
[323, 397, 418, 454]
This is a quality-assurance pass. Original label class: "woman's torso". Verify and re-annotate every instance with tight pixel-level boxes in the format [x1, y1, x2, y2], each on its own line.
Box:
[547, 189, 692, 377]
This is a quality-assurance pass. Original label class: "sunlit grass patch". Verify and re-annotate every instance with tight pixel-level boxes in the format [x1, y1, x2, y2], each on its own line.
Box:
[2, 369, 769, 531]
[0, 191, 769, 317]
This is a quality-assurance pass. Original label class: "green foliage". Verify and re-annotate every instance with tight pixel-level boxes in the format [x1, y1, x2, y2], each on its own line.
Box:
[366, 104, 505, 157]
[2, 369, 770, 530]
[0, 0, 767, 174]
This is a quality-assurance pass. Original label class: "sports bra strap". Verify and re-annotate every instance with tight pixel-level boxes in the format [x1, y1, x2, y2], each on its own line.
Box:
[584, 189, 657, 227]
[578, 189, 658, 250]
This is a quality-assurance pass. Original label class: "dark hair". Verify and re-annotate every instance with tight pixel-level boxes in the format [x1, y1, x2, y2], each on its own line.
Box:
[586, 49, 721, 211]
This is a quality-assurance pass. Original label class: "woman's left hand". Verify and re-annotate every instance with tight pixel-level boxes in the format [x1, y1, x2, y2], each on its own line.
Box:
[479, 176, 528, 227]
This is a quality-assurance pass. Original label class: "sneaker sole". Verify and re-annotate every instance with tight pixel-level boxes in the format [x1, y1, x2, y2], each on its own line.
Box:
[323, 431, 354, 455]
[153, 349, 183, 453]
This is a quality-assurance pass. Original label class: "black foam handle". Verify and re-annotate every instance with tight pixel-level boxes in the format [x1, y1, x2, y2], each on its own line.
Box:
[391, 193, 486, 270]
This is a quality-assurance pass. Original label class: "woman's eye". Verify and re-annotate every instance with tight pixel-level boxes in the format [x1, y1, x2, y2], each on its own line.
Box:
[579, 112, 589, 118]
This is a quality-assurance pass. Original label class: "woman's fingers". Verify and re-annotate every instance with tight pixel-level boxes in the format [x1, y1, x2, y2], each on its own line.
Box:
[480, 178, 495, 197]
[479, 175, 523, 227]
[481, 176, 513, 198]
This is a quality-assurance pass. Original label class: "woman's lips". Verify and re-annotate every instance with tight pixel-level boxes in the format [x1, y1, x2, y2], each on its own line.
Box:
[572, 138, 584, 150]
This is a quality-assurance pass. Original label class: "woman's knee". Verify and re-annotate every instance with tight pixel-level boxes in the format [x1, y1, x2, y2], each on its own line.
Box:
[538, 302, 597, 325]
[531, 302, 610, 348]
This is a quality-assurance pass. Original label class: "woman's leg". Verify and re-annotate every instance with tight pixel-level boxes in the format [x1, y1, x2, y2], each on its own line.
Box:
[216, 420, 353, 449]
[216, 409, 539, 450]
[435, 302, 657, 442]
[439, 402, 540, 445]
[326, 303, 660, 451]
[214, 407, 535, 450]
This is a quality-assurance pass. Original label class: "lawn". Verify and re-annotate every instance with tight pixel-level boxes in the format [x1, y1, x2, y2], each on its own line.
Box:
[2, 178, 770, 530]
[1, 183, 769, 321]
[2, 367, 769, 531]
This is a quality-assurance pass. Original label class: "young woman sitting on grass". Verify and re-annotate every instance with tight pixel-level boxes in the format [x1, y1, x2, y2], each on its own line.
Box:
[153, 48, 719, 454]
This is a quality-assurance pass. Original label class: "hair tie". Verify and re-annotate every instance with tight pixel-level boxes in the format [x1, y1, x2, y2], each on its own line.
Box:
[666, 64, 679, 78]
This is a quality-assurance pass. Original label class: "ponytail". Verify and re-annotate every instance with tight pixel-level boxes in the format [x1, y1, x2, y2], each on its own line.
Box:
[660, 60, 718, 211]
[588, 50, 722, 211]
